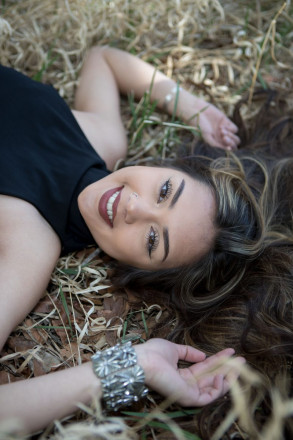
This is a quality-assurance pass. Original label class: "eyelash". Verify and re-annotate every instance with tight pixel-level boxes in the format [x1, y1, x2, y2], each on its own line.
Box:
[146, 226, 159, 258]
[157, 178, 173, 203]
[146, 179, 173, 257]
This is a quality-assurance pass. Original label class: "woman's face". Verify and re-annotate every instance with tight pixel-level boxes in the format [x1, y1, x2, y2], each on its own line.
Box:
[78, 166, 216, 269]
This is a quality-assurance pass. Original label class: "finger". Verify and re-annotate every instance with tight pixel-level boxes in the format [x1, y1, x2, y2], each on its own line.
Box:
[178, 357, 246, 407]
[178, 372, 228, 406]
[195, 374, 227, 406]
[221, 130, 240, 148]
[226, 132, 240, 146]
[223, 119, 238, 133]
[203, 133, 227, 150]
[207, 348, 236, 366]
[188, 348, 236, 375]
[225, 356, 246, 384]
[218, 358, 246, 397]
[192, 373, 222, 389]
[223, 135, 239, 150]
[175, 344, 207, 363]
[195, 356, 246, 391]
[203, 132, 238, 150]
[218, 356, 246, 385]
[206, 134, 238, 150]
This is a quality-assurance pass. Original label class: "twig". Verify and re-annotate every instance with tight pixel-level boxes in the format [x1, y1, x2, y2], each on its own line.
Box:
[248, 1, 288, 107]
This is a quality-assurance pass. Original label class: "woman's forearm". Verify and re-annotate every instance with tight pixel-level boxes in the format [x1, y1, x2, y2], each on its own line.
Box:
[82, 46, 203, 123]
[103, 46, 208, 121]
[101, 47, 181, 102]
[0, 362, 101, 434]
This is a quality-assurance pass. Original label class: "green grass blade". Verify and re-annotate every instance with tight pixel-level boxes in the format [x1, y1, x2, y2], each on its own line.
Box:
[121, 409, 202, 418]
[141, 309, 149, 338]
[59, 286, 73, 336]
[257, 71, 268, 89]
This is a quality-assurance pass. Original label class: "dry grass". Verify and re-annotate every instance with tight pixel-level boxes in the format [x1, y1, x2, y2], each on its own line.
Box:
[0, 0, 293, 439]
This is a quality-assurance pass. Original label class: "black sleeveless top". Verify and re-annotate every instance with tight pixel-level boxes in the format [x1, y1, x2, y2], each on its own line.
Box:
[0, 65, 110, 254]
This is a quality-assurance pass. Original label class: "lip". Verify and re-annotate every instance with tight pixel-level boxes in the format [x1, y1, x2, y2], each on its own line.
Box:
[98, 186, 123, 227]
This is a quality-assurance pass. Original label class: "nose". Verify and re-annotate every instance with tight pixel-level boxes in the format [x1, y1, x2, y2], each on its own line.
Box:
[125, 192, 156, 224]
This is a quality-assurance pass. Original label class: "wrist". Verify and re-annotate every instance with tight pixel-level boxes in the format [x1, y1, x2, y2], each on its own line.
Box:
[134, 343, 151, 381]
[76, 362, 103, 402]
[163, 85, 183, 112]
[91, 341, 148, 411]
[182, 94, 210, 125]
[162, 86, 210, 125]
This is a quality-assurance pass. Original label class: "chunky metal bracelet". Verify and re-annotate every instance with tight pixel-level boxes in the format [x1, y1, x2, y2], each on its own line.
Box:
[92, 341, 148, 411]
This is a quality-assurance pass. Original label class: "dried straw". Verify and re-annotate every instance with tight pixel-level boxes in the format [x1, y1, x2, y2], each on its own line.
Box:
[1, 0, 293, 439]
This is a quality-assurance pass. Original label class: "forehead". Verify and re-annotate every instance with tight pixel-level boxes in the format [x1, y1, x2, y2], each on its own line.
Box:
[123, 165, 181, 177]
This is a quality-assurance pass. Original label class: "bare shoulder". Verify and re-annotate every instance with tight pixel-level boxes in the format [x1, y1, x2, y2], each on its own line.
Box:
[72, 110, 127, 171]
[0, 195, 61, 250]
[0, 195, 61, 349]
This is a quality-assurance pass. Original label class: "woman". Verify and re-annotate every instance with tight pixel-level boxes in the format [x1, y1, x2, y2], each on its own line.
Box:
[0, 46, 242, 433]
[0, 46, 239, 350]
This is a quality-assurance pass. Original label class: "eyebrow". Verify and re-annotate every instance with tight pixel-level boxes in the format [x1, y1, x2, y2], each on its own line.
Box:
[161, 179, 185, 262]
[169, 179, 185, 208]
[162, 227, 169, 262]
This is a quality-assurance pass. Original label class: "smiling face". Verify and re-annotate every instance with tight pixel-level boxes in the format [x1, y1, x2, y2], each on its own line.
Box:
[78, 166, 216, 269]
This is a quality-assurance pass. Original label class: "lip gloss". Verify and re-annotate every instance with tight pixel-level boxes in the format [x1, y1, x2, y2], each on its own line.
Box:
[98, 186, 123, 227]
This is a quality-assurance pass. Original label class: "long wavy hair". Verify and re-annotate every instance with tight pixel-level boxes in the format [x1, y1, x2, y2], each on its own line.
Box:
[111, 90, 293, 434]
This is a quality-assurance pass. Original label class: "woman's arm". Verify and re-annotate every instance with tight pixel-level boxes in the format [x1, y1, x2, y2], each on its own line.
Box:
[0, 362, 101, 434]
[0, 339, 244, 434]
[0, 196, 61, 351]
[74, 46, 239, 157]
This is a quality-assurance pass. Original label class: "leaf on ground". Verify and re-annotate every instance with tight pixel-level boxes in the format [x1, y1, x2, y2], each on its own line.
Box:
[59, 342, 80, 361]
[51, 319, 71, 345]
[103, 294, 130, 319]
[23, 318, 49, 344]
[6, 336, 36, 352]
[32, 295, 56, 314]
[32, 349, 61, 376]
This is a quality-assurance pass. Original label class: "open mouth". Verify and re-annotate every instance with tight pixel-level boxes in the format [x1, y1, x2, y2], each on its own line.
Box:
[98, 186, 123, 227]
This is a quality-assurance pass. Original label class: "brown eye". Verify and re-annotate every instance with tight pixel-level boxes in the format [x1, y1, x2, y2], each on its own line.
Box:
[158, 178, 172, 203]
[146, 226, 159, 257]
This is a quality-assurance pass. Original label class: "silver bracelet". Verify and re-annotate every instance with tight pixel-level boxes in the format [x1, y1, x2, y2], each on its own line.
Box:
[163, 85, 182, 111]
[92, 341, 148, 411]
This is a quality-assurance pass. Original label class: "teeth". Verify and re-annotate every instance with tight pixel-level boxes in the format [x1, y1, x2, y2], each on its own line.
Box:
[106, 190, 120, 222]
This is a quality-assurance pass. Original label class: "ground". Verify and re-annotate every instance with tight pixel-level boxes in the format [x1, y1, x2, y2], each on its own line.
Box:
[0, 1, 293, 439]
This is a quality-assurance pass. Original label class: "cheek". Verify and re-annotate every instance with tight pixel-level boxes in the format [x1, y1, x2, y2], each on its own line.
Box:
[98, 228, 139, 263]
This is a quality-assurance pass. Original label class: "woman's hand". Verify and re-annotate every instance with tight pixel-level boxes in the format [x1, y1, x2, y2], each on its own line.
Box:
[188, 98, 240, 151]
[135, 339, 245, 407]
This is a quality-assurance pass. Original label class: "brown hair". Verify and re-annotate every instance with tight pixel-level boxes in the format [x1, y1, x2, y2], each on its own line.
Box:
[111, 90, 293, 435]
